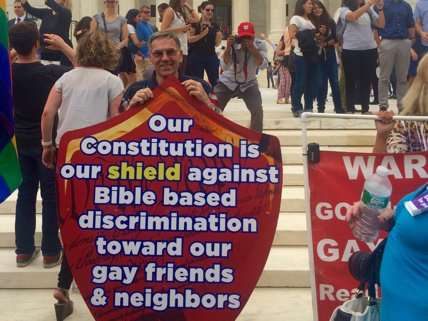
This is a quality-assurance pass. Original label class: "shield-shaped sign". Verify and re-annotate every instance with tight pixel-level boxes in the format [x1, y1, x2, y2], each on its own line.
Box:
[56, 78, 283, 321]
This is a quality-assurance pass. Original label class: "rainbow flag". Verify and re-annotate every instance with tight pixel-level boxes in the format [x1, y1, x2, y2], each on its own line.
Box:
[0, 0, 21, 203]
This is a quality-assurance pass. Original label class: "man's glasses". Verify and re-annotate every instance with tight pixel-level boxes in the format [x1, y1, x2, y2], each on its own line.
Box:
[142, 10, 151, 14]
[152, 49, 179, 59]
[205, 8, 214, 12]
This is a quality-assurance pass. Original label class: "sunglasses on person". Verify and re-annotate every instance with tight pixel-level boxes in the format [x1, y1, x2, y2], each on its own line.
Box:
[141, 10, 151, 14]
[204, 8, 214, 12]
[151, 49, 179, 58]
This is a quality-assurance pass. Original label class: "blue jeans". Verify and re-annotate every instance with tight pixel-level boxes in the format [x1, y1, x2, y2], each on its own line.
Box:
[291, 55, 320, 112]
[317, 49, 343, 112]
[15, 144, 61, 256]
[187, 53, 220, 87]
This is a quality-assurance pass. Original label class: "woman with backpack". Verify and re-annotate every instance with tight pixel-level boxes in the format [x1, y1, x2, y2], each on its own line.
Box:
[311, 0, 344, 113]
[339, 0, 384, 114]
[288, 0, 321, 117]
[91, 0, 129, 83]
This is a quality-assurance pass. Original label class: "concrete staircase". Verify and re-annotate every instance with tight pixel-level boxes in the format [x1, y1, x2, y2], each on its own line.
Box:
[0, 88, 383, 320]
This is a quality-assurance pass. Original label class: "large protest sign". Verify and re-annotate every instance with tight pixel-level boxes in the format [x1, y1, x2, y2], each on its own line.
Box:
[56, 78, 283, 321]
[308, 150, 428, 321]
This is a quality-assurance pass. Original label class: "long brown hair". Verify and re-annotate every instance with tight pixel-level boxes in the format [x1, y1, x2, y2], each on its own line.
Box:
[169, 0, 189, 22]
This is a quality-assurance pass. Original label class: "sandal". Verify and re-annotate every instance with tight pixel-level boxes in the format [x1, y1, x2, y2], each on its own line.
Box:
[54, 288, 74, 321]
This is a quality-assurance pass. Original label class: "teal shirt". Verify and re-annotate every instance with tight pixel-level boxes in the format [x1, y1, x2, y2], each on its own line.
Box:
[380, 184, 428, 321]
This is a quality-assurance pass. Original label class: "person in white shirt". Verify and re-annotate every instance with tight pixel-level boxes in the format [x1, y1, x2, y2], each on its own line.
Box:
[40, 30, 124, 316]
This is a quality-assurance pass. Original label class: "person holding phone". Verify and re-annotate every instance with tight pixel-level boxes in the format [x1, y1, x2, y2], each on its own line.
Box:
[187, 1, 222, 86]
[161, 0, 199, 73]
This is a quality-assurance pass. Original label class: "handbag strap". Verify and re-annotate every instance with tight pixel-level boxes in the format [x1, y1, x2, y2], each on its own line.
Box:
[101, 13, 123, 42]
[101, 13, 108, 33]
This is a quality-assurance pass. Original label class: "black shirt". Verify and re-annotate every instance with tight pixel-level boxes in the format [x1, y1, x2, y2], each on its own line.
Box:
[121, 74, 212, 109]
[12, 62, 70, 148]
[23, 0, 72, 63]
[188, 22, 220, 57]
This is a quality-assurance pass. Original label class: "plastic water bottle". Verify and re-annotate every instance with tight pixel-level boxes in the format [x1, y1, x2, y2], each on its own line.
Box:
[352, 166, 392, 243]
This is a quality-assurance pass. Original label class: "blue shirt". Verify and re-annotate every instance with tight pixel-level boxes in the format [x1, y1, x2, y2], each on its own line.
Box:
[379, 0, 414, 39]
[136, 21, 155, 58]
[415, 0, 428, 45]
[380, 184, 428, 321]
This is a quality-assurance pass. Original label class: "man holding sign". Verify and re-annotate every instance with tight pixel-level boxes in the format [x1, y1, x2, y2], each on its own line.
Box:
[51, 31, 282, 321]
[122, 32, 220, 113]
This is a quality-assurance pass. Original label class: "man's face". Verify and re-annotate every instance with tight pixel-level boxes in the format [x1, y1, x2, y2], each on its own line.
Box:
[240, 36, 254, 47]
[104, 0, 118, 9]
[140, 7, 151, 22]
[14, 3, 25, 17]
[150, 38, 182, 78]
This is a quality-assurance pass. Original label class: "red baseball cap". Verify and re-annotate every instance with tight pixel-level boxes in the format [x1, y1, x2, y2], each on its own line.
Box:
[237, 22, 255, 37]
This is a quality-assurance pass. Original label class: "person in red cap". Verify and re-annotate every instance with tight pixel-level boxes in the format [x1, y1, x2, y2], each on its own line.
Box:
[213, 21, 267, 132]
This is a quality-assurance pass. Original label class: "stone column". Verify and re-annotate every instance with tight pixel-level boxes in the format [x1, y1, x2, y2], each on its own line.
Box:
[269, 0, 286, 42]
[232, 0, 249, 33]
[192, 0, 204, 12]
[119, 0, 136, 16]
[79, 0, 99, 18]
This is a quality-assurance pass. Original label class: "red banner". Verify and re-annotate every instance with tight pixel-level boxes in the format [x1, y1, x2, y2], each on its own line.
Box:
[308, 150, 428, 321]
[56, 78, 282, 321]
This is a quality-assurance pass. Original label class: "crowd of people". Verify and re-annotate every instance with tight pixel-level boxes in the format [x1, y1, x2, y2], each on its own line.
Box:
[6, 0, 428, 319]
[7, 0, 267, 316]
[270, 0, 428, 117]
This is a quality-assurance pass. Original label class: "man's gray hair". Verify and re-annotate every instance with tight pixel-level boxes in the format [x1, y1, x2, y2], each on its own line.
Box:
[149, 32, 181, 50]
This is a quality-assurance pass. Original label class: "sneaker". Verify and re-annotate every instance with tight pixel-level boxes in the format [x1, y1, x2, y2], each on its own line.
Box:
[16, 249, 40, 267]
[277, 98, 286, 104]
[43, 251, 63, 269]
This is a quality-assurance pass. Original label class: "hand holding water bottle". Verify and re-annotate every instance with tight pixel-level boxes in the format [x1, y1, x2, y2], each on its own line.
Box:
[346, 166, 393, 242]
[346, 202, 394, 231]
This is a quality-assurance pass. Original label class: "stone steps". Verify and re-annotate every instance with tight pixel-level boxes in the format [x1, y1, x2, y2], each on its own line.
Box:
[0, 246, 310, 289]
[266, 129, 376, 146]
[0, 288, 313, 321]
[224, 113, 376, 130]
